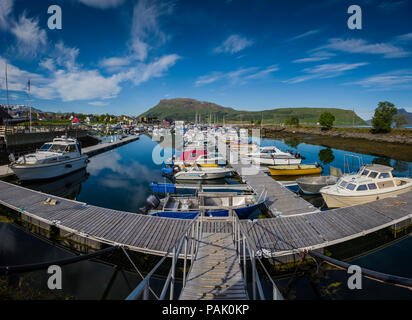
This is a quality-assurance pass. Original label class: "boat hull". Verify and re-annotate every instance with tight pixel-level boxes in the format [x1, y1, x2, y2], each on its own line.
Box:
[149, 202, 263, 219]
[321, 184, 412, 208]
[268, 166, 322, 176]
[296, 176, 339, 194]
[253, 158, 301, 166]
[10, 156, 88, 181]
[174, 171, 230, 180]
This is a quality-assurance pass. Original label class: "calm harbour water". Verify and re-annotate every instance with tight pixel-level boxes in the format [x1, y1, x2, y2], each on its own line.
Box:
[0, 134, 411, 299]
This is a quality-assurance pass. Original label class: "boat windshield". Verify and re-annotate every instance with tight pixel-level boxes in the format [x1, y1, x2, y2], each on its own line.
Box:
[338, 179, 348, 188]
[48, 144, 67, 153]
[39, 143, 52, 151]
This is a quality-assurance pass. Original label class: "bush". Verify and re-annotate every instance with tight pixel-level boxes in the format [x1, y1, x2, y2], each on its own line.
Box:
[394, 113, 409, 128]
[371, 101, 397, 133]
[318, 112, 335, 130]
[284, 115, 299, 127]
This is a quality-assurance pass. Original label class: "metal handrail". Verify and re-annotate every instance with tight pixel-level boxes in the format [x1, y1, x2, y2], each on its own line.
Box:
[126, 213, 202, 300]
[232, 214, 283, 300]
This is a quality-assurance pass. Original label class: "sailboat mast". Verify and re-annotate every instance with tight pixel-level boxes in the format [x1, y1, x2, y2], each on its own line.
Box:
[5, 62, 9, 107]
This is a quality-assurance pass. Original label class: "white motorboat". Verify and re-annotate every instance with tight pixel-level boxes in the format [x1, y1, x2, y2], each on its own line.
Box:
[9, 136, 89, 181]
[243, 146, 302, 165]
[173, 166, 234, 180]
[320, 164, 412, 208]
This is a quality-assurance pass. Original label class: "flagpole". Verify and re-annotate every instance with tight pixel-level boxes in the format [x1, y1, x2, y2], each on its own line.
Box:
[5, 62, 9, 108]
[27, 79, 31, 132]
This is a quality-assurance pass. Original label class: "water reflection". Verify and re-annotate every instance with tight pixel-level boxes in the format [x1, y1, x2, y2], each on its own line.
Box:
[318, 148, 335, 165]
[21, 169, 89, 200]
[284, 137, 300, 150]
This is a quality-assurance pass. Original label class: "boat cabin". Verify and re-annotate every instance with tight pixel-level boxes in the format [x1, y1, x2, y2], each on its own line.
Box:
[15, 136, 82, 165]
[39, 137, 82, 155]
[337, 164, 405, 192]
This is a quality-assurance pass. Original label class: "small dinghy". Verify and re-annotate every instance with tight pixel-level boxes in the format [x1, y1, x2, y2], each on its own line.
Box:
[296, 175, 339, 195]
[139, 194, 263, 219]
[268, 163, 322, 176]
[163, 165, 234, 180]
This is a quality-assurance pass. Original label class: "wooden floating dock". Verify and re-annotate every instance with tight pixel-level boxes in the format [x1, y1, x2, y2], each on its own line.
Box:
[0, 135, 139, 178]
[180, 231, 249, 300]
[0, 178, 410, 260]
[230, 162, 318, 216]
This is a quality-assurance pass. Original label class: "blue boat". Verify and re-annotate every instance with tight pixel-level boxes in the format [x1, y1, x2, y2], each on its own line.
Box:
[143, 194, 264, 220]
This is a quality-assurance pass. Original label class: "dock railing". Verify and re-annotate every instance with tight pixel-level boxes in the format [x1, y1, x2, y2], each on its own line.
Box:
[126, 192, 281, 300]
[232, 214, 284, 300]
[126, 213, 203, 300]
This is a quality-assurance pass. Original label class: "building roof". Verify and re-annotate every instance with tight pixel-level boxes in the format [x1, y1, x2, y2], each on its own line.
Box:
[364, 164, 393, 172]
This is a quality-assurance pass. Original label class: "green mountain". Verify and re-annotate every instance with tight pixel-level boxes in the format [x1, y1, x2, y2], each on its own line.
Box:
[140, 98, 367, 125]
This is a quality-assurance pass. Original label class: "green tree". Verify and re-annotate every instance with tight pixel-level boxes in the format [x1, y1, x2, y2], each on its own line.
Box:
[371, 101, 397, 133]
[318, 112, 335, 130]
[394, 113, 409, 128]
[284, 115, 299, 127]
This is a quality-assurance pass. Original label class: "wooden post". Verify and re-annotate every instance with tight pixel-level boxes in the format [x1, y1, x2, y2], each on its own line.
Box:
[229, 196, 233, 218]
[200, 194, 205, 217]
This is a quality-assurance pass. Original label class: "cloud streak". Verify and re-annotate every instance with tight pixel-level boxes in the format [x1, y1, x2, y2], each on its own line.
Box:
[286, 28, 323, 42]
[285, 62, 368, 84]
[345, 70, 412, 90]
[214, 34, 253, 54]
[315, 38, 410, 58]
[195, 65, 278, 86]
[78, 0, 125, 9]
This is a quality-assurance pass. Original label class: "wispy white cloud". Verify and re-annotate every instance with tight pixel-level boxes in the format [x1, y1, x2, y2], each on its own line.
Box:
[99, 56, 132, 72]
[0, 0, 13, 30]
[345, 70, 412, 90]
[195, 65, 278, 86]
[286, 28, 323, 42]
[315, 38, 409, 58]
[77, 0, 125, 9]
[214, 34, 253, 54]
[10, 13, 47, 58]
[378, 1, 407, 11]
[293, 51, 335, 63]
[0, 57, 45, 92]
[285, 62, 368, 84]
[396, 32, 412, 42]
[130, 0, 174, 61]
[117, 54, 180, 86]
[88, 101, 110, 106]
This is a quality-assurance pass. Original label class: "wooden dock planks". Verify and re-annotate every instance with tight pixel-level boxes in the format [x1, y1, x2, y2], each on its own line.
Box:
[0, 178, 411, 258]
[179, 232, 248, 300]
[230, 162, 318, 216]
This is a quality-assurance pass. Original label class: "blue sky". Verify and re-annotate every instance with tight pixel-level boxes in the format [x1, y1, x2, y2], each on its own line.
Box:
[0, 0, 411, 119]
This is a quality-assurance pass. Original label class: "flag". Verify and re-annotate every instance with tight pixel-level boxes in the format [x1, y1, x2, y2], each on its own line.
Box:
[28, 79, 30, 92]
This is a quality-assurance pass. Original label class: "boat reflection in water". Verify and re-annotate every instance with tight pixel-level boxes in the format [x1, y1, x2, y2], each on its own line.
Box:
[20, 169, 89, 200]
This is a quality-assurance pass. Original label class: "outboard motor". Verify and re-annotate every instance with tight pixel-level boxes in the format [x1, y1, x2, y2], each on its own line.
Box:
[138, 194, 161, 214]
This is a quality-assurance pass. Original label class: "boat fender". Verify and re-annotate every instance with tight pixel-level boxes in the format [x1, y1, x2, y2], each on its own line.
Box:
[8, 153, 15, 163]
[65, 164, 72, 168]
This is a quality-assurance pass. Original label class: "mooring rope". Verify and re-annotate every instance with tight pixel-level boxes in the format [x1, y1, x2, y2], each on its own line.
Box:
[0, 246, 119, 275]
